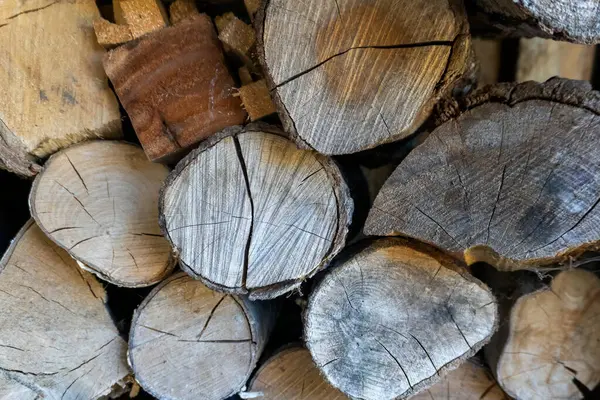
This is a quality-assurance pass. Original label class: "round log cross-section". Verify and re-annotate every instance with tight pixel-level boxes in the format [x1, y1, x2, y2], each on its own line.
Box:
[160, 125, 353, 299]
[256, 0, 473, 155]
[305, 238, 498, 400]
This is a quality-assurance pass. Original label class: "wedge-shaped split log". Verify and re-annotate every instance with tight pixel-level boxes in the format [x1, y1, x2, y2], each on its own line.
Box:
[160, 125, 353, 299]
[129, 273, 277, 400]
[30, 141, 174, 287]
[0, 221, 129, 399]
[366, 78, 600, 272]
[256, 0, 473, 155]
[305, 238, 498, 400]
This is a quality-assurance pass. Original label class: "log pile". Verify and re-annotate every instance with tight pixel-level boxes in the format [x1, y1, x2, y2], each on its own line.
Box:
[0, 0, 599, 399]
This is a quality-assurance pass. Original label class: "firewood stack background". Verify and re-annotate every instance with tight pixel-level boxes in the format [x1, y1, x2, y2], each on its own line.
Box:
[1, 0, 600, 399]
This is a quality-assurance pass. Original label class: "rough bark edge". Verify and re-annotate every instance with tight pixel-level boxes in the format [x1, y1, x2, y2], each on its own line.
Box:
[29, 140, 176, 288]
[304, 237, 499, 400]
[158, 123, 353, 300]
[128, 272, 275, 399]
[254, 0, 476, 155]
[0, 118, 42, 178]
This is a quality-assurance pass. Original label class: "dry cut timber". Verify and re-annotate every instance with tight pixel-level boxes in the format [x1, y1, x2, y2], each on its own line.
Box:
[468, 0, 600, 44]
[0, 0, 122, 177]
[169, 0, 199, 24]
[103, 14, 247, 163]
[486, 269, 600, 399]
[366, 78, 600, 271]
[0, 221, 129, 399]
[244, 346, 346, 399]
[30, 141, 174, 287]
[305, 238, 498, 400]
[160, 125, 353, 299]
[129, 273, 276, 400]
[257, 0, 473, 155]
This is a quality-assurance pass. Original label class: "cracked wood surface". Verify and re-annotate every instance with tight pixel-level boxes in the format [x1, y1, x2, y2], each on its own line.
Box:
[0, 220, 129, 399]
[30, 141, 174, 287]
[365, 78, 600, 270]
[246, 346, 346, 399]
[304, 238, 497, 400]
[0, 0, 122, 177]
[129, 272, 276, 400]
[256, 0, 472, 155]
[489, 269, 600, 399]
[160, 124, 353, 299]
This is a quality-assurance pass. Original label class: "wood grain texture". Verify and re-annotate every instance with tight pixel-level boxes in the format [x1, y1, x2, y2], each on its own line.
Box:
[169, 0, 199, 24]
[238, 80, 278, 121]
[517, 38, 596, 82]
[30, 141, 174, 287]
[0, 0, 122, 177]
[103, 14, 247, 163]
[129, 273, 276, 400]
[472, 38, 502, 87]
[256, 0, 473, 155]
[468, 0, 600, 43]
[366, 78, 600, 270]
[160, 124, 353, 299]
[493, 269, 600, 399]
[0, 221, 129, 399]
[246, 346, 346, 399]
[305, 238, 497, 400]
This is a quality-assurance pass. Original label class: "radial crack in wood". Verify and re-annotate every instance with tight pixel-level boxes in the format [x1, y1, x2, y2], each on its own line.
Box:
[305, 238, 498, 400]
[256, 0, 473, 154]
[0, 221, 129, 399]
[365, 78, 600, 271]
[129, 273, 276, 400]
[160, 125, 353, 299]
[30, 141, 174, 287]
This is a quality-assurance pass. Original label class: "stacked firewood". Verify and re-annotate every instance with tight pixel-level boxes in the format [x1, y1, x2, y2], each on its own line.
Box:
[0, 0, 599, 399]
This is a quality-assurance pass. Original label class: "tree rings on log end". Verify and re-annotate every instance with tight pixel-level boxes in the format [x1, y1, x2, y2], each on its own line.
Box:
[305, 238, 497, 400]
[366, 78, 600, 270]
[160, 124, 353, 299]
[30, 141, 174, 288]
[256, 0, 473, 155]
[129, 273, 276, 400]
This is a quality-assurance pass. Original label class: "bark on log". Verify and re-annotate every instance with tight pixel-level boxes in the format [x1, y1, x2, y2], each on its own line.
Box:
[129, 272, 277, 400]
[0, 0, 122, 177]
[159, 124, 353, 299]
[467, 0, 600, 44]
[30, 141, 174, 287]
[103, 14, 247, 163]
[256, 0, 474, 155]
[0, 220, 129, 399]
[244, 346, 346, 399]
[365, 78, 600, 271]
[304, 238, 498, 400]
[484, 269, 600, 399]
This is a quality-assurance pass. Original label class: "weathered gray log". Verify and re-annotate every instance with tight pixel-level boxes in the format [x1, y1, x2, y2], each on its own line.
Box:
[160, 124, 353, 299]
[305, 238, 498, 400]
[366, 78, 600, 272]
[129, 272, 277, 400]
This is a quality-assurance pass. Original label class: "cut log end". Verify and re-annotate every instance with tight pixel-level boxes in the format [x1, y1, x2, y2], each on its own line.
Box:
[305, 238, 498, 400]
[160, 125, 353, 299]
[129, 273, 276, 400]
[30, 141, 174, 288]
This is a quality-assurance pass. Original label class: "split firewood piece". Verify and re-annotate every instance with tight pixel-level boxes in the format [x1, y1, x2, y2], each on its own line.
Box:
[256, 0, 472, 155]
[245, 0, 261, 21]
[237, 80, 278, 121]
[0, 220, 129, 399]
[160, 125, 353, 299]
[239, 66, 254, 85]
[468, 0, 600, 44]
[169, 0, 199, 24]
[129, 273, 277, 400]
[103, 15, 247, 163]
[305, 238, 498, 400]
[30, 141, 174, 288]
[487, 269, 600, 399]
[0, 0, 122, 177]
[411, 359, 508, 399]
[517, 38, 596, 82]
[366, 78, 600, 272]
[244, 346, 346, 399]
[218, 14, 256, 59]
[472, 38, 502, 87]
